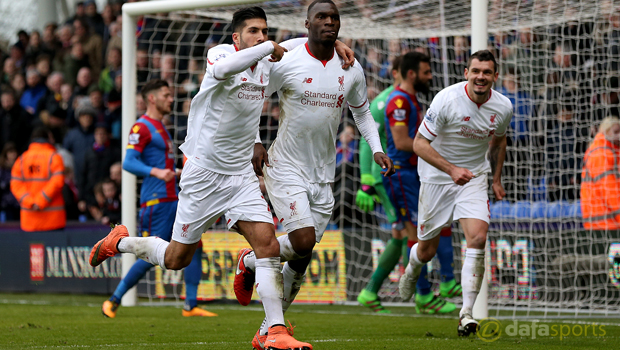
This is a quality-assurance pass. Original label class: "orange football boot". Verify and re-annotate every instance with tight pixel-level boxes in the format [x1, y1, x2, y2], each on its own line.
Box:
[89, 224, 129, 267]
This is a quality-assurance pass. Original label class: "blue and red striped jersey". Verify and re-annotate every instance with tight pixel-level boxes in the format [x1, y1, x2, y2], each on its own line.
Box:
[385, 86, 422, 168]
[125, 115, 178, 204]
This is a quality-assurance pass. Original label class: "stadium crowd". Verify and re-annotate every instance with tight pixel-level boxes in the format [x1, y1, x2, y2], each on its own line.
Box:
[1, 0, 620, 227]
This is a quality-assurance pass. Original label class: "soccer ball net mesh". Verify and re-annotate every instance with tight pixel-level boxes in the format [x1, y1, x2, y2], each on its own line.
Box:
[134, 0, 620, 317]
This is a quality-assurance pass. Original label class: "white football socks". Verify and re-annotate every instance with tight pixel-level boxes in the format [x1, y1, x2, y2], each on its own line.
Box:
[259, 262, 306, 335]
[243, 234, 304, 272]
[255, 257, 285, 329]
[460, 248, 485, 317]
[406, 243, 424, 275]
[117, 236, 169, 269]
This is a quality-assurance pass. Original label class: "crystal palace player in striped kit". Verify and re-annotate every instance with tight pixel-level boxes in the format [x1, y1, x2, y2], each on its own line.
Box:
[399, 50, 512, 336]
[101, 79, 216, 318]
[234, 1, 394, 348]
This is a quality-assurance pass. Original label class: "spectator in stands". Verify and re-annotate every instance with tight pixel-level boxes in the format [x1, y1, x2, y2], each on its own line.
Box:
[106, 18, 123, 60]
[20, 68, 47, 115]
[10, 73, 26, 99]
[80, 123, 120, 209]
[109, 161, 121, 189]
[99, 178, 121, 226]
[10, 127, 65, 231]
[581, 116, 620, 230]
[333, 123, 360, 227]
[63, 106, 96, 193]
[10, 43, 26, 70]
[52, 24, 75, 74]
[26, 30, 43, 64]
[88, 87, 106, 123]
[592, 76, 620, 125]
[62, 164, 80, 221]
[65, 1, 86, 26]
[84, 0, 105, 38]
[2, 58, 17, 85]
[35, 55, 52, 81]
[73, 67, 94, 98]
[41, 23, 59, 59]
[498, 68, 534, 200]
[0, 143, 20, 221]
[99, 47, 121, 93]
[1, 88, 33, 154]
[136, 48, 150, 87]
[63, 45, 90, 88]
[105, 89, 122, 141]
[73, 18, 103, 77]
[546, 93, 585, 201]
[37, 72, 65, 119]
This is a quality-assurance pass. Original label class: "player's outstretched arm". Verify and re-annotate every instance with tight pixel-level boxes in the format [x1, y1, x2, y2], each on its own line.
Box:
[212, 41, 283, 80]
[489, 134, 507, 200]
[413, 132, 473, 185]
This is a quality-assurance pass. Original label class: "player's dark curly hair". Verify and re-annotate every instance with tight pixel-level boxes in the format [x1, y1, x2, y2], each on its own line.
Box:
[467, 50, 498, 73]
[400, 51, 430, 77]
[232, 6, 267, 33]
[141, 79, 169, 102]
[307, 0, 336, 18]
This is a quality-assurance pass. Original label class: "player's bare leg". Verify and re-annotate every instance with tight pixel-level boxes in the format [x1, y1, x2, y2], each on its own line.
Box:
[237, 221, 312, 350]
[456, 218, 488, 336]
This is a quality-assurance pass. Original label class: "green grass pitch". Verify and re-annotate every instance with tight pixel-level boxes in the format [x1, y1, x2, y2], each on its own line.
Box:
[1, 293, 618, 349]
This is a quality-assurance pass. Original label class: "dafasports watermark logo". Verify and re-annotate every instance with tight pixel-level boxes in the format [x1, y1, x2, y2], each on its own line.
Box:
[477, 318, 607, 342]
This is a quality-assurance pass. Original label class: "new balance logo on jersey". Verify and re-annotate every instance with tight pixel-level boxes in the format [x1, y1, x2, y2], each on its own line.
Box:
[241, 77, 247, 82]
[302, 77, 313, 84]
[462, 116, 470, 121]
[338, 75, 345, 91]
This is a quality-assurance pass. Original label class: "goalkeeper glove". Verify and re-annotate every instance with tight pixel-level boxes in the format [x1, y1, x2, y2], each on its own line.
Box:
[356, 184, 376, 212]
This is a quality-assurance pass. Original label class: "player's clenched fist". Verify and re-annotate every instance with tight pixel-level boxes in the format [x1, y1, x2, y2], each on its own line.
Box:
[374, 152, 395, 177]
[269, 41, 288, 62]
[449, 166, 474, 186]
[151, 168, 175, 182]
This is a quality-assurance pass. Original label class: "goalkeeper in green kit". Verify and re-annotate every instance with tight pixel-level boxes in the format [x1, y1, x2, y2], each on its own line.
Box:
[356, 55, 462, 314]
[356, 56, 411, 313]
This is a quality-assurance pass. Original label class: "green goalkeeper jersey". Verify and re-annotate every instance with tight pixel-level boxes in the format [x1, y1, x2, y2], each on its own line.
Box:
[359, 85, 395, 186]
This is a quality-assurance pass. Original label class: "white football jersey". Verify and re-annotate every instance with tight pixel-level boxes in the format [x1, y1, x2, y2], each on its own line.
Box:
[418, 81, 513, 184]
[266, 43, 368, 183]
[180, 43, 271, 175]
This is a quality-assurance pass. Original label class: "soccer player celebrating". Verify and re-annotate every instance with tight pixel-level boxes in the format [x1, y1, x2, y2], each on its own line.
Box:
[399, 50, 511, 336]
[101, 79, 217, 318]
[355, 55, 409, 314]
[383, 51, 461, 314]
[234, 1, 394, 347]
[89, 7, 353, 350]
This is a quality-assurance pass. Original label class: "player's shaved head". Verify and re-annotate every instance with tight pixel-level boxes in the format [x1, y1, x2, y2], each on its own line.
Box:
[232, 6, 267, 33]
[307, 0, 336, 18]
[467, 50, 497, 73]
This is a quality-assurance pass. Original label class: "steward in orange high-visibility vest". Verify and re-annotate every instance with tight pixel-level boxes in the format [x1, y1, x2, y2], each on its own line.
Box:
[581, 117, 620, 230]
[10, 127, 66, 231]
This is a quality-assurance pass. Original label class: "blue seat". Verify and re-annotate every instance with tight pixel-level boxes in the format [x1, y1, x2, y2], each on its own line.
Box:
[546, 202, 562, 219]
[531, 201, 547, 219]
[513, 201, 531, 219]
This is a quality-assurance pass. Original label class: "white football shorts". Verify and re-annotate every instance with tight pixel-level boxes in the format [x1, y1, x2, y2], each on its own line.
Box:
[263, 165, 334, 243]
[172, 160, 273, 244]
[417, 173, 490, 241]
